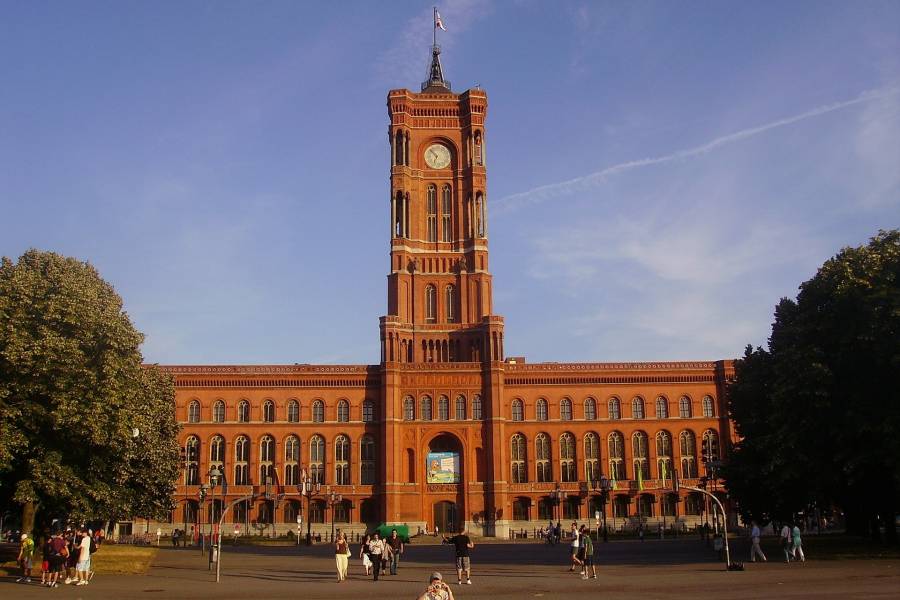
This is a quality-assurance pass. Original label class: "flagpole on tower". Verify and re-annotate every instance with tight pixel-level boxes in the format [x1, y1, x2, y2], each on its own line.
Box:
[433, 6, 437, 48]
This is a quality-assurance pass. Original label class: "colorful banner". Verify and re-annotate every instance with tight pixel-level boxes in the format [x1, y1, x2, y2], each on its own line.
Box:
[426, 451, 460, 483]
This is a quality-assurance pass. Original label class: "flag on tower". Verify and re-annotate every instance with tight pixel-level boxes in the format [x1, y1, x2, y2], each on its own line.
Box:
[435, 9, 447, 31]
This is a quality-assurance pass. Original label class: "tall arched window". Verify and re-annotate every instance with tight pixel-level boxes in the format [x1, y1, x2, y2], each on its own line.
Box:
[511, 434, 527, 483]
[702, 429, 720, 463]
[394, 130, 403, 165]
[259, 435, 275, 484]
[455, 395, 466, 420]
[441, 184, 452, 242]
[702, 395, 715, 418]
[584, 398, 597, 420]
[185, 436, 200, 484]
[337, 400, 349, 423]
[560, 432, 576, 482]
[475, 192, 485, 237]
[234, 436, 249, 485]
[656, 431, 673, 481]
[679, 396, 693, 418]
[210, 435, 225, 476]
[560, 398, 573, 421]
[285, 435, 300, 485]
[310, 435, 325, 483]
[680, 430, 697, 478]
[425, 285, 437, 323]
[335, 435, 350, 485]
[188, 400, 200, 423]
[474, 131, 483, 166]
[632, 397, 645, 419]
[403, 396, 415, 421]
[438, 395, 450, 420]
[420, 396, 433, 421]
[360, 435, 376, 485]
[536, 398, 548, 421]
[656, 396, 669, 419]
[608, 398, 621, 420]
[362, 400, 374, 423]
[536, 433, 552, 482]
[472, 395, 483, 420]
[511, 399, 524, 421]
[263, 400, 275, 423]
[426, 184, 437, 242]
[632, 431, 649, 480]
[213, 400, 225, 423]
[584, 432, 600, 482]
[445, 285, 456, 322]
[312, 400, 325, 423]
[608, 431, 625, 480]
[287, 400, 300, 423]
[238, 400, 250, 423]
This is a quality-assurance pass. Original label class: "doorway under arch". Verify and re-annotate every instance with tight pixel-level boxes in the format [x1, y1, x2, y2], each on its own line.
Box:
[433, 500, 458, 534]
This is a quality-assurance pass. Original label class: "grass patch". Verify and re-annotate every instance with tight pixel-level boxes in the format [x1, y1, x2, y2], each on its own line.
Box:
[760, 534, 900, 560]
[1, 544, 158, 577]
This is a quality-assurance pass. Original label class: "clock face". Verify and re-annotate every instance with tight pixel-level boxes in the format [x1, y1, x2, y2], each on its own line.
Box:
[424, 144, 451, 169]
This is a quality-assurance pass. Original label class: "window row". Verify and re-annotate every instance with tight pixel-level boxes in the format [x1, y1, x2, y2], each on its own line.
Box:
[519, 491, 711, 521]
[424, 283, 457, 323]
[186, 399, 375, 424]
[509, 395, 715, 422]
[509, 429, 720, 484]
[402, 394, 483, 421]
[183, 434, 377, 487]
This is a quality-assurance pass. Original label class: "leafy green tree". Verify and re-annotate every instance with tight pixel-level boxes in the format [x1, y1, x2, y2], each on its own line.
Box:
[0, 249, 180, 533]
[725, 230, 900, 542]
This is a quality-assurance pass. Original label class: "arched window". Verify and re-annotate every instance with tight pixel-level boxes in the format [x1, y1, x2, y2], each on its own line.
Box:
[259, 435, 275, 484]
[474, 131, 483, 166]
[438, 395, 450, 420]
[679, 396, 693, 418]
[426, 184, 437, 242]
[362, 400, 374, 423]
[309, 500, 325, 523]
[472, 395, 483, 420]
[335, 435, 350, 485]
[584, 398, 597, 420]
[310, 435, 325, 484]
[234, 436, 249, 485]
[702, 395, 715, 418]
[680, 431, 697, 478]
[238, 400, 250, 423]
[455, 395, 466, 420]
[337, 400, 349, 423]
[287, 400, 300, 423]
[445, 285, 456, 322]
[511, 434, 527, 483]
[656, 396, 669, 419]
[608, 398, 621, 420]
[185, 436, 200, 485]
[334, 500, 351, 523]
[263, 400, 275, 423]
[656, 431, 673, 481]
[441, 184, 452, 242]
[188, 400, 200, 423]
[394, 130, 403, 165]
[403, 396, 415, 421]
[560, 398, 573, 421]
[312, 400, 325, 423]
[608, 431, 625, 480]
[210, 435, 225, 475]
[584, 432, 600, 482]
[511, 399, 524, 421]
[702, 429, 720, 463]
[284, 435, 300, 485]
[632, 397, 645, 419]
[213, 400, 225, 423]
[632, 431, 649, 480]
[536, 433, 552, 482]
[560, 432, 576, 482]
[475, 192, 485, 237]
[360, 435, 376, 485]
[425, 284, 437, 323]
[420, 396, 433, 421]
[536, 398, 548, 421]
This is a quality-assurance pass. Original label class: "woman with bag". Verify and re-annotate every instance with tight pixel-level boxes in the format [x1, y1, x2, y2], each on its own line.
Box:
[334, 532, 350, 582]
[359, 533, 373, 576]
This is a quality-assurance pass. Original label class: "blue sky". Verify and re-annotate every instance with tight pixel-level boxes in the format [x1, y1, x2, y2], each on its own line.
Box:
[2, 1, 898, 365]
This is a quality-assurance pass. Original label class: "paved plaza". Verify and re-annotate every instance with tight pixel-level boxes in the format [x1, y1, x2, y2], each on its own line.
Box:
[3, 538, 899, 599]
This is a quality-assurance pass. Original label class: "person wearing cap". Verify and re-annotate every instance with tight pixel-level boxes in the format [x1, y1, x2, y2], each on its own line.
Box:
[416, 572, 455, 600]
[16, 533, 35, 583]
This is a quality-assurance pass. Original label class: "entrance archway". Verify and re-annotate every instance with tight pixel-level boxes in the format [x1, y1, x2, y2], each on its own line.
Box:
[433, 500, 458, 534]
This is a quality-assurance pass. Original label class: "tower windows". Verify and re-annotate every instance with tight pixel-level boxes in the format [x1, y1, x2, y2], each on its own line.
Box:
[426, 185, 438, 242]
[234, 435, 249, 485]
[425, 285, 437, 323]
[403, 395, 415, 421]
[438, 395, 450, 420]
[474, 130, 483, 166]
[441, 184, 452, 242]
[511, 433, 527, 483]
[472, 395, 483, 420]
[445, 285, 456, 322]
[362, 399, 374, 423]
[475, 192, 485, 238]
[420, 395, 433, 421]
[310, 435, 325, 484]
[394, 130, 403, 165]
[536, 433, 552, 482]
[335, 435, 350, 485]
[455, 395, 466, 420]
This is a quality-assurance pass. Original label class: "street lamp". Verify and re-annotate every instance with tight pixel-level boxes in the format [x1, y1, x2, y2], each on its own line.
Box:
[297, 469, 322, 546]
[549, 483, 563, 523]
[326, 489, 343, 543]
[208, 466, 223, 546]
[594, 475, 611, 543]
[198, 483, 210, 554]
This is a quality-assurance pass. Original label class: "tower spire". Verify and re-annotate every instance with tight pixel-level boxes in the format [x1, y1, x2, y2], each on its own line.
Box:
[422, 7, 450, 92]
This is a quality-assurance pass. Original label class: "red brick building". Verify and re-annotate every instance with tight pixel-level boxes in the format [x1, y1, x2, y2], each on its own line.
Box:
[158, 47, 734, 539]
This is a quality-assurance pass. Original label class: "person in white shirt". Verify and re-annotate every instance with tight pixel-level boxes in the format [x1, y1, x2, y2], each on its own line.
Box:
[74, 530, 92, 586]
[780, 524, 792, 562]
[750, 521, 767, 562]
[367, 533, 385, 581]
[568, 522, 582, 572]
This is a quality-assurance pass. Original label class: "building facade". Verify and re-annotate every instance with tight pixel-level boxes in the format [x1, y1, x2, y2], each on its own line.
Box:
[161, 48, 735, 539]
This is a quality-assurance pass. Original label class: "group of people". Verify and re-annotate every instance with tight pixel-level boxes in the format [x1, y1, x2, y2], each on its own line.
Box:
[16, 528, 100, 587]
[566, 522, 598, 579]
[748, 520, 806, 563]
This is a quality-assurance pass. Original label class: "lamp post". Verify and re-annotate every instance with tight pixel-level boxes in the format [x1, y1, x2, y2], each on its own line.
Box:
[298, 469, 322, 546]
[327, 489, 343, 543]
[549, 483, 563, 524]
[208, 467, 223, 547]
[597, 475, 611, 542]
[198, 483, 210, 554]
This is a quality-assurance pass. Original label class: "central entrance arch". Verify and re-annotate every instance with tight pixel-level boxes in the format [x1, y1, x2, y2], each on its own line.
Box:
[433, 500, 458, 534]
[423, 432, 465, 534]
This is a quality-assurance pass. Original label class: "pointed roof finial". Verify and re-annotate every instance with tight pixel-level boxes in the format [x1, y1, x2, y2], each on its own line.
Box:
[422, 7, 451, 92]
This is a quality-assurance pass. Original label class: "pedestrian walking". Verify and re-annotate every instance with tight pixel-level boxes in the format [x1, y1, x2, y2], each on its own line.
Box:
[16, 533, 35, 583]
[568, 523, 582, 572]
[40, 535, 51, 586]
[74, 529, 92, 585]
[334, 532, 350, 582]
[360, 533, 373, 576]
[576, 526, 588, 575]
[779, 523, 792, 563]
[387, 528, 404, 575]
[791, 523, 805, 562]
[367, 532, 385, 581]
[581, 530, 597, 579]
[638, 523, 645, 542]
[749, 521, 767, 562]
[442, 529, 474, 585]
[47, 531, 67, 588]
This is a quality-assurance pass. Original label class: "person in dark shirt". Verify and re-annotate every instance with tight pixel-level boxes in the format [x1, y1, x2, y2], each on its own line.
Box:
[442, 530, 474, 585]
[387, 529, 404, 575]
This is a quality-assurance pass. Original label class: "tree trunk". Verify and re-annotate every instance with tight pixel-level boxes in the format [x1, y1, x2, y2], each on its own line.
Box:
[21, 499, 36, 537]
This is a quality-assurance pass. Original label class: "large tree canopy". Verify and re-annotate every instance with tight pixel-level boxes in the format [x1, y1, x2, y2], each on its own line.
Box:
[725, 230, 900, 541]
[0, 249, 180, 531]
